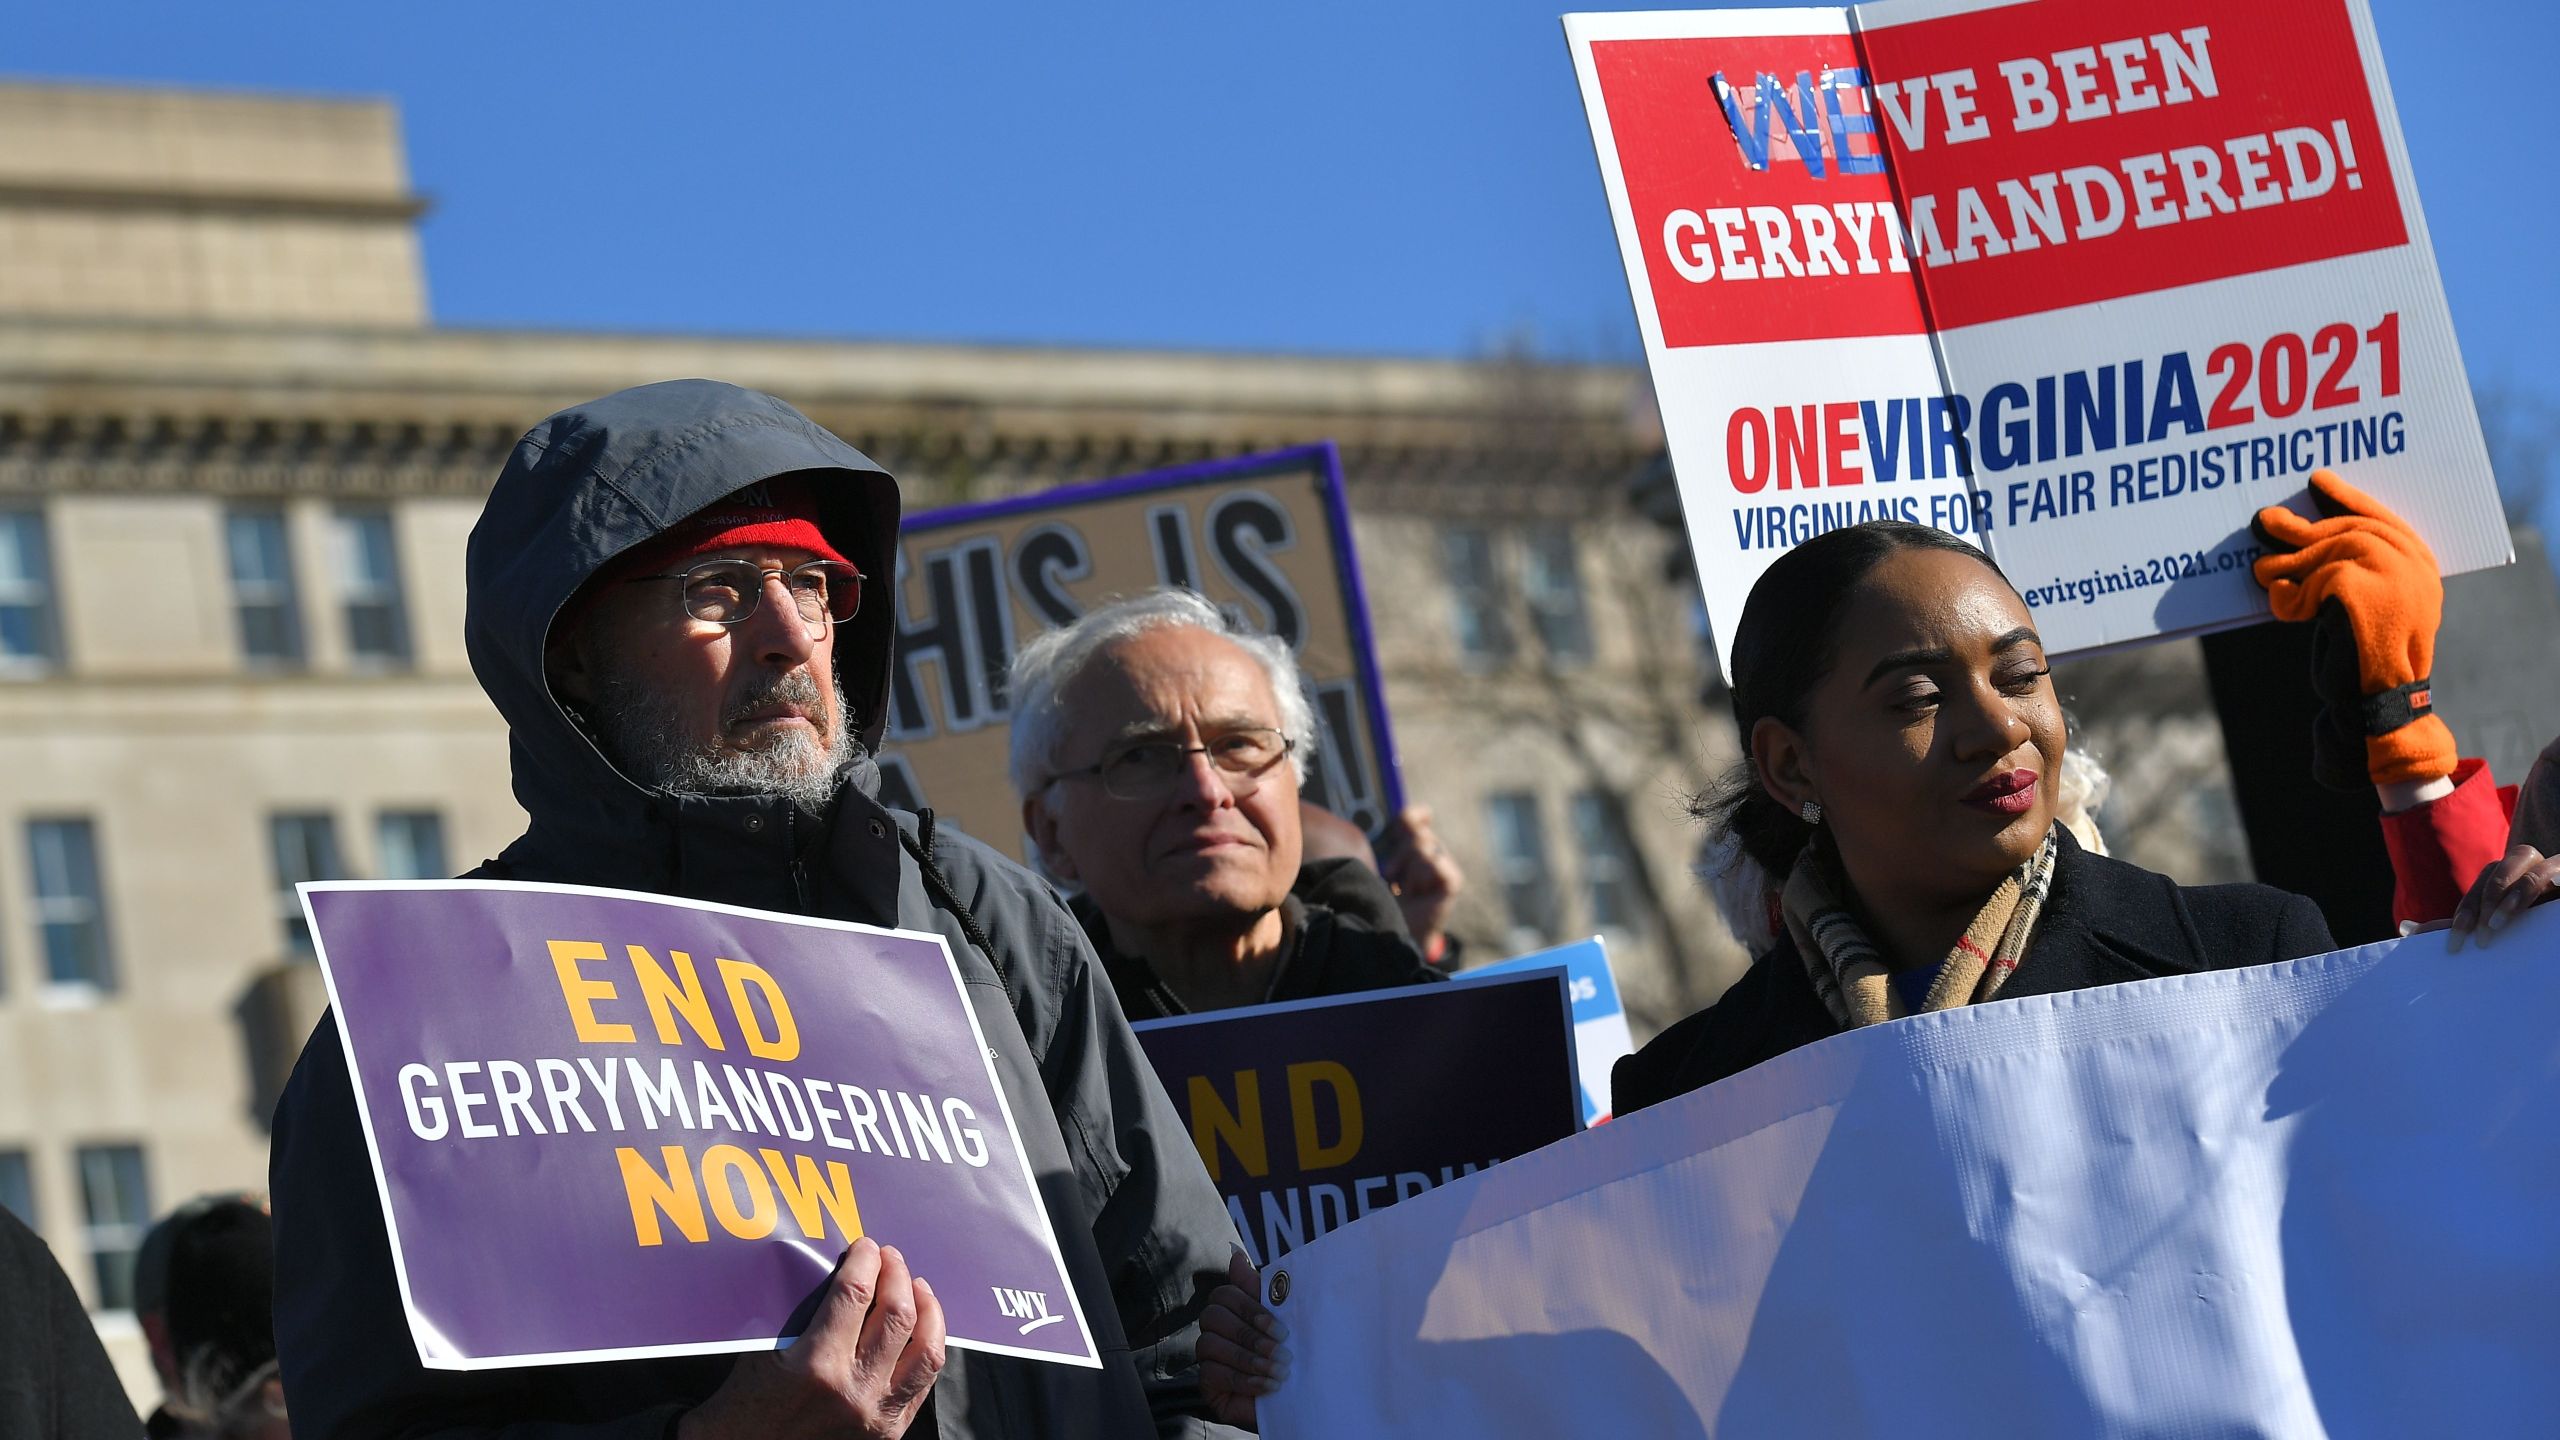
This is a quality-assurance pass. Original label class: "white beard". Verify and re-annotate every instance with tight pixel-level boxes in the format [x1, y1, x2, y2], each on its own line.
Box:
[589, 664, 852, 811]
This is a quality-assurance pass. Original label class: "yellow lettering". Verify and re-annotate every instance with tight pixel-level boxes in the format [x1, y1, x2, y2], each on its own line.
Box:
[760, 1148, 865, 1245]
[550, 940, 635, 1044]
[702, 1144, 777, 1240]
[1288, 1060, 1363, 1170]
[717, 958, 801, 1062]
[616, 1145, 706, 1246]
[1186, 1071, 1268, 1183]
[630, 945, 726, 1049]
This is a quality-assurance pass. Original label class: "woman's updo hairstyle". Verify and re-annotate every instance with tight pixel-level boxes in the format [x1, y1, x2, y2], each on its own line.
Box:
[1698, 519, 2014, 882]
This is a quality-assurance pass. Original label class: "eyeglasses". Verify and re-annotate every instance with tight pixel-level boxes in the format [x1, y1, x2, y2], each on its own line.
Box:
[629, 559, 865, 629]
[1048, 727, 1295, 801]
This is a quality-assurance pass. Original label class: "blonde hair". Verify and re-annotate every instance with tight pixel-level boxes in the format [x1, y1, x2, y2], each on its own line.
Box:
[2054, 747, 2112, 856]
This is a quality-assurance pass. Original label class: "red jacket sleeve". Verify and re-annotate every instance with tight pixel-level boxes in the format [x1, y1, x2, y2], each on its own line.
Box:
[2379, 758, 2514, 927]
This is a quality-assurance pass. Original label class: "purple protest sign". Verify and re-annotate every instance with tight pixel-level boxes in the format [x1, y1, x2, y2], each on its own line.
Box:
[302, 879, 1099, 1371]
[1132, 972, 1581, 1264]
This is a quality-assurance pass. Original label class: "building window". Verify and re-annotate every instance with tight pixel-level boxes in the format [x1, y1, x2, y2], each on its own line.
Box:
[335, 507, 411, 666]
[1522, 530, 1595, 665]
[0, 509, 60, 676]
[377, 810, 448, 880]
[270, 813, 343, 955]
[76, 1144, 150, 1312]
[0, 1150, 33, 1228]
[1571, 791, 1647, 938]
[1486, 791, 1561, 954]
[28, 819, 114, 994]
[226, 507, 305, 668]
[1440, 524, 1514, 666]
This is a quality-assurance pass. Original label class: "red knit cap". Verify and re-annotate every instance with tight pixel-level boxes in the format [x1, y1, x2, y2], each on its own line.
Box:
[609, 475, 849, 579]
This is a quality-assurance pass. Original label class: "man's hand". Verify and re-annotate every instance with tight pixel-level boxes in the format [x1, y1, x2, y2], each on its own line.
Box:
[2448, 845, 2560, 952]
[1377, 804, 1464, 963]
[677, 1237, 945, 1440]
[1198, 1246, 1289, 1429]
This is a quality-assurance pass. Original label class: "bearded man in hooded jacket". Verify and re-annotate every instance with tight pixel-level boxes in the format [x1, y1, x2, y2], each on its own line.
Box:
[268, 381, 1257, 1440]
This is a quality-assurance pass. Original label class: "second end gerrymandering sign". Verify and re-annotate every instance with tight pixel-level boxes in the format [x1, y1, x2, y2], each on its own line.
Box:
[1566, 0, 2506, 663]
[304, 880, 1099, 1371]
[1131, 973, 1581, 1265]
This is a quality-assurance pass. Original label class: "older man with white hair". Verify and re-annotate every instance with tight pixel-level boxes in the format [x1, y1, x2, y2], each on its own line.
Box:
[1011, 588, 1441, 1018]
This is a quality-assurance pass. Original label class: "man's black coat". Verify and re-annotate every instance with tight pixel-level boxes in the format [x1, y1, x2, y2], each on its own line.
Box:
[0, 1209, 140, 1440]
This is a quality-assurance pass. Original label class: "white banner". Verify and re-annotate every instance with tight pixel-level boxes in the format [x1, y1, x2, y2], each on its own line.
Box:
[1259, 913, 2560, 1437]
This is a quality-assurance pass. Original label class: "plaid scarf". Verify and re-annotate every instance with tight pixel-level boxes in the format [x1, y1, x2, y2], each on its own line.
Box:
[1782, 827, 2060, 1029]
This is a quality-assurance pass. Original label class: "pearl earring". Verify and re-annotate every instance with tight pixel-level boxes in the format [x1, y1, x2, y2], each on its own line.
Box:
[1800, 799, 1823, 826]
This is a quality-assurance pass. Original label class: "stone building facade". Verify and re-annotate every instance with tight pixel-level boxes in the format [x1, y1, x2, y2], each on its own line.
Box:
[0, 80, 1740, 1399]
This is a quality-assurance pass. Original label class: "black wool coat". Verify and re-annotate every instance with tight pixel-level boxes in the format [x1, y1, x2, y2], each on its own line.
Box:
[0, 1209, 139, 1440]
[1076, 879, 1444, 1024]
[1614, 829, 2337, 1117]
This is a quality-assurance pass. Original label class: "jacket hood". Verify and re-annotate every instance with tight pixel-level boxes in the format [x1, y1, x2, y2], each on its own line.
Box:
[465, 380, 900, 848]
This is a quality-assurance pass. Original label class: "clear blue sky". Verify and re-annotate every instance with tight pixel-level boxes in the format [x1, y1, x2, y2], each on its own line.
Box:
[10, 0, 2552, 391]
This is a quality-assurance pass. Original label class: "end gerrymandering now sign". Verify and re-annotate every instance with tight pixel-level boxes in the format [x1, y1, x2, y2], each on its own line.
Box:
[1566, 0, 2507, 663]
[880, 444, 1401, 853]
[1131, 973, 1580, 1265]
[302, 880, 1099, 1371]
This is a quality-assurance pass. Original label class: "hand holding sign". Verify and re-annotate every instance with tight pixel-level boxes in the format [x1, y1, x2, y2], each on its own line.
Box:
[1197, 1246, 1291, 1429]
[1375, 804, 1464, 961]
[2447, 846, 2560, 953]
[2249, 468, 2453, 789]
[676, 1238, 945, 1440]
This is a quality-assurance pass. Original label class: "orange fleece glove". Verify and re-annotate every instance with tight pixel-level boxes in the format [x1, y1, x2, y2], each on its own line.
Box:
[2251, 470, 2455, 789]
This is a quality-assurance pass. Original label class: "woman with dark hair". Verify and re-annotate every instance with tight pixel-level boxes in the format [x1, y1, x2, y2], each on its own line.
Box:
[162, 1198, 288, 1440]
[1615, 520, 2337, 1114]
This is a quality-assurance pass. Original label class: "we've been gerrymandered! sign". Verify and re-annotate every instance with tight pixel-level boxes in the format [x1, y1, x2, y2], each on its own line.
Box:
[1567, 0, 2507, 663]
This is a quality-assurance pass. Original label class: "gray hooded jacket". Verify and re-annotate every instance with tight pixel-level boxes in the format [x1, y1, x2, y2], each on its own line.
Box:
[269, 381, 1248, 1440]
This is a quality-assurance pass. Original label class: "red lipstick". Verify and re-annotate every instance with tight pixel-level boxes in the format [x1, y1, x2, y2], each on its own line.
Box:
[1962, 768, 2039, 817]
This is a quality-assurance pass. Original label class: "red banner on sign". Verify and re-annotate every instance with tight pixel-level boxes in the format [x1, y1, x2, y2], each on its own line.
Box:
[1591, 0, 2406, 347]
[1592, 33, 1926, 347]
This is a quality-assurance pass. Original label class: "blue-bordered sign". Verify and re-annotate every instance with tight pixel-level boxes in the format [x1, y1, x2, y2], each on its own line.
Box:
[881, 444, 1402, 852]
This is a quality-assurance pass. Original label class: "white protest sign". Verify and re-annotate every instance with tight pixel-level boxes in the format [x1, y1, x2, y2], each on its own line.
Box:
[1259, 913, 2560, 1436]
[1567, 0, 2508, 663]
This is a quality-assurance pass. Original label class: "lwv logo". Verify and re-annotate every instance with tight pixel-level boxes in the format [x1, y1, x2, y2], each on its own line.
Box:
[992, 1286, 1064, 1335]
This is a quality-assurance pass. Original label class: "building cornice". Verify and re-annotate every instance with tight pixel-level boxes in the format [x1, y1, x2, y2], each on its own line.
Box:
[0, 318, 1661, 509]
[0, 179, 428, 221]
[0, 315, 1645, 415]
